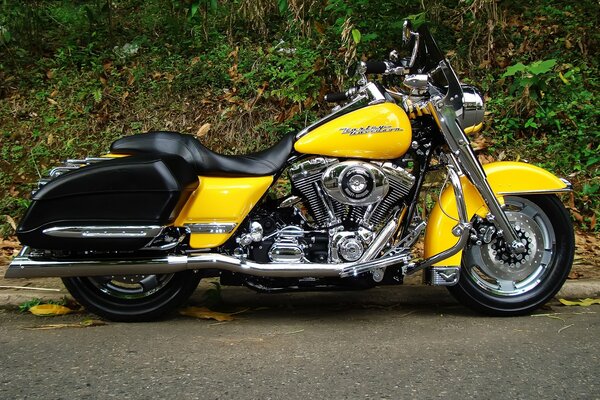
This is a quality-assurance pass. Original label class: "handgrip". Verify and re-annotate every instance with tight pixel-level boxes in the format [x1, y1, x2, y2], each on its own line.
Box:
[324, 91, 349, 103]
[364, 61, 388, 74]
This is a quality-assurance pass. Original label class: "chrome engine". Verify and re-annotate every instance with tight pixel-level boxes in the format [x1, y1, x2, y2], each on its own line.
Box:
[289, 157, 415, 230]
[242, 157, 415, 265]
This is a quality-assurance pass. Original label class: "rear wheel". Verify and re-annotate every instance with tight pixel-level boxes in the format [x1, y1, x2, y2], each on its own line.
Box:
[62, 270, 201, 322]
[448, 195, 574, 316]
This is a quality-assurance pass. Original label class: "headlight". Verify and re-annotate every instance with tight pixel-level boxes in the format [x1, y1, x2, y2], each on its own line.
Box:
[460, 84, 485, 133]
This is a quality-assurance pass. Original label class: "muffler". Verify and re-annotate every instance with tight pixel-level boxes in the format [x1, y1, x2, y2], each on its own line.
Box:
[6, 246, 409, 279]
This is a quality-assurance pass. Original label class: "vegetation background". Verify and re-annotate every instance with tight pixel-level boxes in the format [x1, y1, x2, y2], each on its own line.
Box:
[0, 0, 598, 237]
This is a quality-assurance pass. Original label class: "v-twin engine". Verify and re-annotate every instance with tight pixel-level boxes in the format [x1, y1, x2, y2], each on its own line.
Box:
[243, 157, 416, 265]
[289, 157, 415, 230]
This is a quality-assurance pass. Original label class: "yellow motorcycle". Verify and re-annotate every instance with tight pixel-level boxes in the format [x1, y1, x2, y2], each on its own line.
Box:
[6, 22, 574, 321]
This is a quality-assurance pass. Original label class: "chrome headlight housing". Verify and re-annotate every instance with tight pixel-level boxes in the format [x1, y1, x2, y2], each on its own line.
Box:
[460, 84, 485, 133]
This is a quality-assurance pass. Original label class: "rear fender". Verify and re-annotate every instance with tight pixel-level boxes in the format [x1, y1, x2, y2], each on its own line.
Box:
[423, 162, 571, 267]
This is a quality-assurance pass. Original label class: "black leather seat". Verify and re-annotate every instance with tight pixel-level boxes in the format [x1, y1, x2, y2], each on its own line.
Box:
[110, 131, 296, 176]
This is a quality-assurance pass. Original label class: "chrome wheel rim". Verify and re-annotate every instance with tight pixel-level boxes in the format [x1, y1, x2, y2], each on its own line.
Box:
[89, 274, 174, 300]
[463, 197, 556, 296]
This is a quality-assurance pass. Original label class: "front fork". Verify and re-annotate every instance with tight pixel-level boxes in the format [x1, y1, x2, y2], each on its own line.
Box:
[430, 101, 526, 255]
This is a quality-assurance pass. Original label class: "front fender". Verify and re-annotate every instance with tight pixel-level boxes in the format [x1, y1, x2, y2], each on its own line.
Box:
[423, 162, 570, 267]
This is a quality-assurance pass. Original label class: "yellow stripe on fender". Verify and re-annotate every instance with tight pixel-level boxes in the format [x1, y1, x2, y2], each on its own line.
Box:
[175, 176, 273, 248]
[424, 162, 569, 267]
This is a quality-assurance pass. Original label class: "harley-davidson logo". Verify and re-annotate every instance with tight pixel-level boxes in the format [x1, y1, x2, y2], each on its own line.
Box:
[339, 125, 402, 136]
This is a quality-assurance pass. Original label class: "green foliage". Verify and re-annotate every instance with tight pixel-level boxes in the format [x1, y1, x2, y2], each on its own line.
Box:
[0, 0, 598, 233]
[502, 59, 557, 99]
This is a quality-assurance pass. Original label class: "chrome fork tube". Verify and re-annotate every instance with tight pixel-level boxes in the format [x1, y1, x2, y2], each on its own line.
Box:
[432, 101, 525, 254]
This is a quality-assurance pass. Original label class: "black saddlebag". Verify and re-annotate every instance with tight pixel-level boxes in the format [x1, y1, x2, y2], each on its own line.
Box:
[17, 155, 199, 251]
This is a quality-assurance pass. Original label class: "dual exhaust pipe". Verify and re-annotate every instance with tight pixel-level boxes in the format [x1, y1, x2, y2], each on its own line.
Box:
[6, 246, 408, 279]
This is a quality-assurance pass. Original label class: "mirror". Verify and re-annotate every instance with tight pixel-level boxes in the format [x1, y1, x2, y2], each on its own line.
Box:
[402, 20, 412, 45]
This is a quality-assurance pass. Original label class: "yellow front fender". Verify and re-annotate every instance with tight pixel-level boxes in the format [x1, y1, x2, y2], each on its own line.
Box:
[423, 162, 570, 267]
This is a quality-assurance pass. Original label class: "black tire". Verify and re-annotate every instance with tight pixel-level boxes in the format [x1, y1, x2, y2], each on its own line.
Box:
[448, 195, 574, 316]
[62, 270, 201, 322]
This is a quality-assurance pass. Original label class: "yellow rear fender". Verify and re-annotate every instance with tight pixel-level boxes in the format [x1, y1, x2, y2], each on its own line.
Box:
[423, 162, 571, 267]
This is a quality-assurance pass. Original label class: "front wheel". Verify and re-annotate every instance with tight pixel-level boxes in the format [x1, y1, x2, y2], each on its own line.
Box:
[63, 270, 201, 322]
[448, 195, 574, 316]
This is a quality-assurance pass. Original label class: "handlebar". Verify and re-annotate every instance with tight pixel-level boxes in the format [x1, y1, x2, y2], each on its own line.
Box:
[363, 61, 388, 75]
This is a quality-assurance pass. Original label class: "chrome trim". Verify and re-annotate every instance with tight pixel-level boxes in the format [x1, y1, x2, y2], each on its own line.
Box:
[289, 157, 337, 181]
[460, 85, 485, 129]
[6, 245, 416, 279]
[359, 215, 399, 263]
[497, 188, 573, 196]
[322, 161, 389, 206]
[427, 267, 460, 286]
[497, 178, 573, 196]
[42, 226, 163, 239]
[408, 31, 420, 68]
[185, 223, 237, 234]
[279, 195, 302, 208]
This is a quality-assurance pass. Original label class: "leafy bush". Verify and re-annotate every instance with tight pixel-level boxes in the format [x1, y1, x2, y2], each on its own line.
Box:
[0, 0, 598, 234]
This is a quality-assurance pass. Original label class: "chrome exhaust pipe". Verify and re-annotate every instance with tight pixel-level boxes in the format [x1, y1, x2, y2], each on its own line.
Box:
[5, 245, 413, 279]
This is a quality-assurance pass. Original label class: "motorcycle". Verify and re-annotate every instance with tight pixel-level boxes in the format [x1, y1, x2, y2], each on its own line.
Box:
[6, 21, 574, 321]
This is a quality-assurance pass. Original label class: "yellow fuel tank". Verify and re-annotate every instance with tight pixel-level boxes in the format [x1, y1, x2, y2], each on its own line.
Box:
[295, 103, 412, 159]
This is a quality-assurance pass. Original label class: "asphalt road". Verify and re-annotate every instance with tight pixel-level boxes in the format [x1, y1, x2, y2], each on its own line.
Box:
[0, 286, 598, 400]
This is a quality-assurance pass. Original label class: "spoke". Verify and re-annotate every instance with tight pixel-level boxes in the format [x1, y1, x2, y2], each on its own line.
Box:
[540, 249, 553, 266]
[519, 203, 541, 220]
[497, 279, 516, 292]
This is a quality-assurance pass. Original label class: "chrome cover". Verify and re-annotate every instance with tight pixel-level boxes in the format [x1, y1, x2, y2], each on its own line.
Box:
[427, 267, 460, 286]
[268, 239, 305, 263]
[460, 84, 485, 130]
[322, 161, 389, 205]
[185, 223, 237, 234]
[42, 226, 163, 239]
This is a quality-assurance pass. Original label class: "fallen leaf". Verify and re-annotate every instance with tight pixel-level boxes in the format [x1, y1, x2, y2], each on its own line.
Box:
[558, 298, 600, 307]
[568, 270, 583, 279]
[179, 306, 236, 322]
[80, 319, 107, 327]
[196, 123, 211, 138]
[3, 215, 16, 231]
[47, 98, 58, 106]
[29, 304, 74, 316]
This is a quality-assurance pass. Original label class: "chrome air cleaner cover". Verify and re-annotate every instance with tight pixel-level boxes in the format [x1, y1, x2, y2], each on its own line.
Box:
[322, 161, 389, 205]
